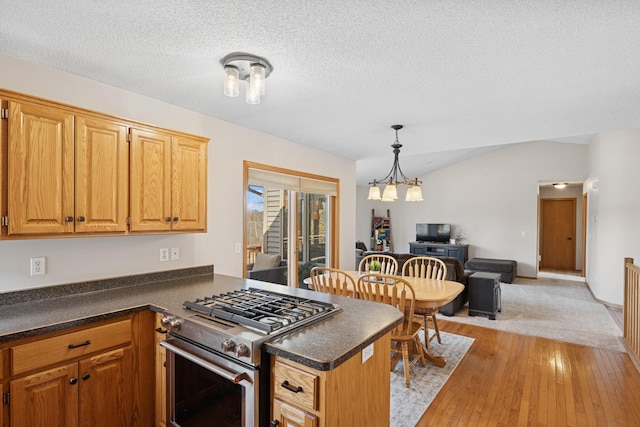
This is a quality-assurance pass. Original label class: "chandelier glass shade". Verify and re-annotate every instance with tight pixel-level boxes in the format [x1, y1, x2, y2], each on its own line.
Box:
[222, 53, 273, 105]
[368, 125, 423, 202]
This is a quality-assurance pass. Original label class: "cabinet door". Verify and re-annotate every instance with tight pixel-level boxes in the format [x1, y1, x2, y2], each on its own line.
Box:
[273, 399, 317, 427]
[155, 314, 167, 427]
[0, 98, 7, 238]
[79, 346, 133, 427]
[8, 100, 75, 235]
[171, 135, 207, 231]
[10, 362, 79, 427]
[129, 128, 172, 231]
[75, 116, 129, 233]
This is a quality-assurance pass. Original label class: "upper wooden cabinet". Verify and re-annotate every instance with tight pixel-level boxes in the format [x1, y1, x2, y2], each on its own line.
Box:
[0, 90, 208, 239]
[130, 128, 207, 232]
[75, 115, 129, 233]
[8, 100, 75, 235]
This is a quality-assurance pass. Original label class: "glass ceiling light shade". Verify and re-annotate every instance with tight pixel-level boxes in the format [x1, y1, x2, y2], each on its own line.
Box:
[405, 179, 424, 201]
[368, 125, 424, 202]
[223, 65, 240, 97]
[367, 180, 381, 200]
[221, 53, 273, 105]
[553, 182, 567, 189]
[381, 183, 398, 201]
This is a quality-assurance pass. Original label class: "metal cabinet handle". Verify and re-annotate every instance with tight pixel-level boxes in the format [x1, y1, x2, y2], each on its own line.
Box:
[281, 380, 303, 393]
[166, 217, 172, 222]
[77, 216, 85, 222]
[68, 340, 91, 349]
[69, 377, 78, 385]
[173, 217, 179, 222]
[155, 327, 168, 334]
[271, 421, 280, 426]
[65, 216, 74, 222]
[82, 373, 91, 381]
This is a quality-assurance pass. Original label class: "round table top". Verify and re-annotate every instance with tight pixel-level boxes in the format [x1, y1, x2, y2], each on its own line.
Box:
[305, 270, 464, 309]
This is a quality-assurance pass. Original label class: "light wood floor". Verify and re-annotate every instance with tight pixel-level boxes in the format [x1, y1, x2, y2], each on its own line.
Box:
[417, 319, 640, 427]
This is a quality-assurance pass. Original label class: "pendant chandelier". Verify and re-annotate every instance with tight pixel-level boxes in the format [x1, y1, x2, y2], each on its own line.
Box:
[368, 125, 423, 202]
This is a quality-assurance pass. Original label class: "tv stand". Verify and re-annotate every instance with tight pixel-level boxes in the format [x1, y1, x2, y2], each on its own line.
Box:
[409, 242, 469, 264]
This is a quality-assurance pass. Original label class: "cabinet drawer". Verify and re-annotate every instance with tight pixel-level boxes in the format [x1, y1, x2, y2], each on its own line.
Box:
[273, 398, 318, 427]
[273, 361, 319, 412]
[11, 319, 132, 375]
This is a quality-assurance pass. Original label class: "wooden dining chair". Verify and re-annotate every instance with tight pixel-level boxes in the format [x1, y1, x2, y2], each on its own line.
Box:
[402, 256, 447, 351]
[358, 254, 398, 275]
[309, 267, 355, 297]
[356, 273, 426, 387]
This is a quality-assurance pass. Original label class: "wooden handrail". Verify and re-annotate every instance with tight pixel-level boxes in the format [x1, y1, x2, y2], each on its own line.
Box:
[624, 257, 640, 372]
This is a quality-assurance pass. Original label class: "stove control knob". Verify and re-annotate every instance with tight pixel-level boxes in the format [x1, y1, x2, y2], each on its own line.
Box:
[168, 318, 182, 331]
[221, 339, 236, 353]
[235, 343, 250, 358]
[160, 316, 174, 328]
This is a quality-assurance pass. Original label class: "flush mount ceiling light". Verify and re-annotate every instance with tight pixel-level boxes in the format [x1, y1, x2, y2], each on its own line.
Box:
[553, 182, 567, 189]
[368, 125, 423, 202]
[221, 52, 273, 105]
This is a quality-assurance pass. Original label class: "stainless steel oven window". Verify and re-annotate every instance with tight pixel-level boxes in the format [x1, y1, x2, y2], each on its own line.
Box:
[161, 339, 259, 427]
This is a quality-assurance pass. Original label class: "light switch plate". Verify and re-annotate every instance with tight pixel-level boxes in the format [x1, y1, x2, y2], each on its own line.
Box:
[361, 343, 374, 364]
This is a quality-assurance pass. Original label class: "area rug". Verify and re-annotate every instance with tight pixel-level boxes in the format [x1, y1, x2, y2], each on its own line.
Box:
[443, 276, 625, 352]
[390, 330, 475, 427]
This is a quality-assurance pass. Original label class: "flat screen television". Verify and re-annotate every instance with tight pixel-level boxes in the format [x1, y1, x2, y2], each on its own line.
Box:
[416, 223, 451, 243]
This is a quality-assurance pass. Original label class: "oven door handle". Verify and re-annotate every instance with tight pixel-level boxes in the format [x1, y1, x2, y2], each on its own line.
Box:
[160, 340, 252, 385]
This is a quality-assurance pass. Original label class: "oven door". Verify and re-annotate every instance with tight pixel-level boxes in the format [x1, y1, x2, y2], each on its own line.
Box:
[161, 337, 260, 427]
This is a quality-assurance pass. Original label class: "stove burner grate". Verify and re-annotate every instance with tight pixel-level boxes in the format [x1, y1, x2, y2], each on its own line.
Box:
[183, 288, 340, 334]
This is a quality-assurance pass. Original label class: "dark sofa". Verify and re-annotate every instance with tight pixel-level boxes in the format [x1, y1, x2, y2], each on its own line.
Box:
[248, 260, 287, 285]
[357, 250, 471, 315]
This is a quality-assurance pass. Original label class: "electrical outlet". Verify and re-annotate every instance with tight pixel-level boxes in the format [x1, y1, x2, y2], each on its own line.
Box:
[171, 247, 180, 261]
[30, 257, 46, 276]
[160, 248, 169, 262]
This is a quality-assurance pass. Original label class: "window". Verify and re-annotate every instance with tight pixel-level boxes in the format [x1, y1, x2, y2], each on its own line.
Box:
[244, 162, 339, 288]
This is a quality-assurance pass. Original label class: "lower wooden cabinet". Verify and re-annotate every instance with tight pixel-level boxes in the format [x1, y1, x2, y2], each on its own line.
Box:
[154, 313, 167, 427]
[271, 332, 392, 427]
[273, 399, 317, 427]
[1, 313, 156, 427]
[10, 347, 132, 427]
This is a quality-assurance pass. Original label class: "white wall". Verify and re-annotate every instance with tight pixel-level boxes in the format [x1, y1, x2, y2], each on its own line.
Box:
[0, 54, 356, 292]
[357, 141, 589, 278]
[586, 131, 640, 305]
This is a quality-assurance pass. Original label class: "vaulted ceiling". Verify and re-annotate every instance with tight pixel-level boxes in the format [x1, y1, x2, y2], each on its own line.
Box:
[2, 1, 638, 184]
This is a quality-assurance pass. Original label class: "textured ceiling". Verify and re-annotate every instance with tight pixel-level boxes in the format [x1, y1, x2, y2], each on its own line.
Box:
[1, 1, 638, 184]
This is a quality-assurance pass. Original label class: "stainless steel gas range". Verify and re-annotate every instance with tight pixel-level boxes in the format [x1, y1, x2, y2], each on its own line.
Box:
[159, 287, 341, 427]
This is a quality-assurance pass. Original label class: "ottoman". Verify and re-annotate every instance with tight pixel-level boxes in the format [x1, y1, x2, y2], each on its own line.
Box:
[468, 272, 502, 320]
[464, 258, 517, 283]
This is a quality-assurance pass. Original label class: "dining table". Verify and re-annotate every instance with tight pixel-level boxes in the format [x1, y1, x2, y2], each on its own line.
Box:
[305, 270, 464, 367]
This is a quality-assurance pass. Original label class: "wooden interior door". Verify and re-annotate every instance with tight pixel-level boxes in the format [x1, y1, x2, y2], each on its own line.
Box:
[540, 198, 576, 270]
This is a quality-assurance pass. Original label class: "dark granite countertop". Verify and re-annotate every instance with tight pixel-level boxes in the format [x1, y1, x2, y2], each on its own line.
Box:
[0, 266, 402, 371]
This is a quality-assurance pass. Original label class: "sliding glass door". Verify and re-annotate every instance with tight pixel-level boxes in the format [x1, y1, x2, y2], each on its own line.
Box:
[244, 162, 338, 287]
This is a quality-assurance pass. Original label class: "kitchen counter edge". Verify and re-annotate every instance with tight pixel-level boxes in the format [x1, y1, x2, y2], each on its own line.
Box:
[0, 267, 402, 372]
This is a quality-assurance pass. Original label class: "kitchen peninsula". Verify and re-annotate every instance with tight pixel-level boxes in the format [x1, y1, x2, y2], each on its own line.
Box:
[0, 266, 402, 427]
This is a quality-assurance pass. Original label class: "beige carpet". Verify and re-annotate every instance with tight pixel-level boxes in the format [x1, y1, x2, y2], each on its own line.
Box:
[442, 276, 625, 352]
